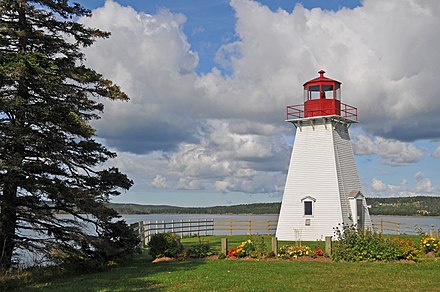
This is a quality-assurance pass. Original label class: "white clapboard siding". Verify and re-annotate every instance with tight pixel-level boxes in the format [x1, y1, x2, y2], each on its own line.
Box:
[276, 117, 372, 241]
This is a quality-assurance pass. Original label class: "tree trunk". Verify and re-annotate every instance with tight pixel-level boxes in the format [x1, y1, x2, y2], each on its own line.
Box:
[0, 178, 18, 272]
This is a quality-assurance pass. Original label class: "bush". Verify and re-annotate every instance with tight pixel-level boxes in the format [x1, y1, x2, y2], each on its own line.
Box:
[186, 243, 214, 258]
[332, 226, 401, 262]
[392, 237, 419, 260]
[147, 233, 183, 259]
[420, 234, 439, 254]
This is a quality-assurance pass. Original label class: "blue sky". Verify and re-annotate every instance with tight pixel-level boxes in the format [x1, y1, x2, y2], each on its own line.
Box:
[73, 0, 440, 206]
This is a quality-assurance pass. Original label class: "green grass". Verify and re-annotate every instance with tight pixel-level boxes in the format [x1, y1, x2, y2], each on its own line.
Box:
[2, 235, 439, 291]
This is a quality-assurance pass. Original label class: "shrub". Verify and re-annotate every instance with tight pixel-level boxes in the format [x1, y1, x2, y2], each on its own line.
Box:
[252, 236, 268, 258]
[332, 226, 401, 262]
[391, 237, 419, 260]
[186, 243, 214, 258]
[147, 233, 183, 259]
[420, 234, 439, 254]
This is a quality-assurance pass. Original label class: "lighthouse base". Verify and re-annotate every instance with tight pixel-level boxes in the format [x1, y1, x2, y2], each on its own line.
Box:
[276, 117, 371, 241]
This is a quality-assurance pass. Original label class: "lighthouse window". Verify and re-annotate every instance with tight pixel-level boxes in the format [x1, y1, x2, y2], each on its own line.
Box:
[304, 201, 313, 216]
[309, 85, 320, 100]
[322, 85, 334, 99]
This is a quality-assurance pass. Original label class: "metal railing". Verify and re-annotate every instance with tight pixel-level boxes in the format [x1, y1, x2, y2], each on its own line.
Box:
[286, 103, 358, 122]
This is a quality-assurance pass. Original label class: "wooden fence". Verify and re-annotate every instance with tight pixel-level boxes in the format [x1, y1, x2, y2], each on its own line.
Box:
[131, 218, 439, 245]
[214, 219, 277, 236]
[371, 219, 439, 236]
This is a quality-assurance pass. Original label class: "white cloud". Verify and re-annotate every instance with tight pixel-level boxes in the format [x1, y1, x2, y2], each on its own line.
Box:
[177, 178, 203, 190]
[414, 171, 436, 194]
[352, 133, 423, 165]
[434, 144, 440, 158]
[151, 175, 168, 189]
[163, 119, 288, 193]
[370, 178, 408, 196]
[368, 172, 440, 197]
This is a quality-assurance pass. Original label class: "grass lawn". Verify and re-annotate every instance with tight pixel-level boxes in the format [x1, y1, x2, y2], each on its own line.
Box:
[2, 235, 439, 291]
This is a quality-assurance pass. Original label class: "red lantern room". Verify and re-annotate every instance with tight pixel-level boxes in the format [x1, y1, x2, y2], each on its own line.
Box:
[286, 70, 358, 122]
[303, 70, 341, 117]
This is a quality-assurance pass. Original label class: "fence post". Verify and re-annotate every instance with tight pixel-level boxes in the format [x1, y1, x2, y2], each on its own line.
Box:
[380, 219, 384, 234]
[271, 237, 278, 255]
[397, 222, 401, 235]
[146, 221, 151, 245]
[180, 219, 183, 239]
[212, 219, 215, 236]
[142, 221, 148, 246]
[229, 219, 232, 236]
[137, 221, 143, 245]
[249, 220, 252, 235]
[189, 219, 192, 236]
[325, 236, 332, 257]
[171, 220, 174, 234]
[221, 238, 228, 255]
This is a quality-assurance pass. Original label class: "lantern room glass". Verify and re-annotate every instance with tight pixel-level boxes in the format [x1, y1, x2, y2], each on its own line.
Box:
[304, 83, 341, 101]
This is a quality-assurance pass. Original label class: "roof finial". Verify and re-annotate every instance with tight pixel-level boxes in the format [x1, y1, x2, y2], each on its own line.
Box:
[318, 70, 325, 77]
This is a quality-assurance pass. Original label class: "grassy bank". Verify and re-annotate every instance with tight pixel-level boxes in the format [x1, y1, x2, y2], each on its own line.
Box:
[2, 235, 439, 291]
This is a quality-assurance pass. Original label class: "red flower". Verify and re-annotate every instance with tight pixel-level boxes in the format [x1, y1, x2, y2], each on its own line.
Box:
[228, 248, 237, 257]
[314, 248, 324, 256]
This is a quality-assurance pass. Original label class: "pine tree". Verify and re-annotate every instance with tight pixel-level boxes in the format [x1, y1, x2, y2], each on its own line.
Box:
[0, 1, 138, 272]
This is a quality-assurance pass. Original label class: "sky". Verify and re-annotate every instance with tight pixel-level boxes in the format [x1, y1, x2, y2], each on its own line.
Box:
[70, 0, 440, 206]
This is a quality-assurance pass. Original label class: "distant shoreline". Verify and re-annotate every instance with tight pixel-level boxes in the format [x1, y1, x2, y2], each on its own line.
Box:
[107, 196, 440, 217]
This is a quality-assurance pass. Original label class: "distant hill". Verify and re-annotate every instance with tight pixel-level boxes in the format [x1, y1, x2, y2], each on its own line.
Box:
[367, 196, 440, 216]
[107, 202, 281, 215]
[108, 196, 440, 216]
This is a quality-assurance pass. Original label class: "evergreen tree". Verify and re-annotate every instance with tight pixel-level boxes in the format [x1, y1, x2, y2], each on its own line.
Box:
[0, 0, 138, 272]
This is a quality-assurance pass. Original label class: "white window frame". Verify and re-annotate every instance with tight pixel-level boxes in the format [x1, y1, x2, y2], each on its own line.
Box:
[301, 196, 316, 217]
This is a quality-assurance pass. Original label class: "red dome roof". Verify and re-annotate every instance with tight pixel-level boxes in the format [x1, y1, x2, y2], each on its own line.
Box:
[303, 70, 341, 87]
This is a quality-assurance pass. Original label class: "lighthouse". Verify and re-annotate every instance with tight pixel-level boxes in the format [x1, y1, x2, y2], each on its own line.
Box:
[276, 70, 372, 241]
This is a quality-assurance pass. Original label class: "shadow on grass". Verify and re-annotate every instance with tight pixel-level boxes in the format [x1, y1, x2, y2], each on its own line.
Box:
[1, 252, 206, 291]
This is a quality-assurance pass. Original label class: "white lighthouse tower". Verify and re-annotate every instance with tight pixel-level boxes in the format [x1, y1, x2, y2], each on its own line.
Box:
[276, 70, 372, 241]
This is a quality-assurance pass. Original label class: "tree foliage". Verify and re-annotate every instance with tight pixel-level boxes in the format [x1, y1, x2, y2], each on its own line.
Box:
[0, 0, 138, 272]
[367, 196, 440, 216]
